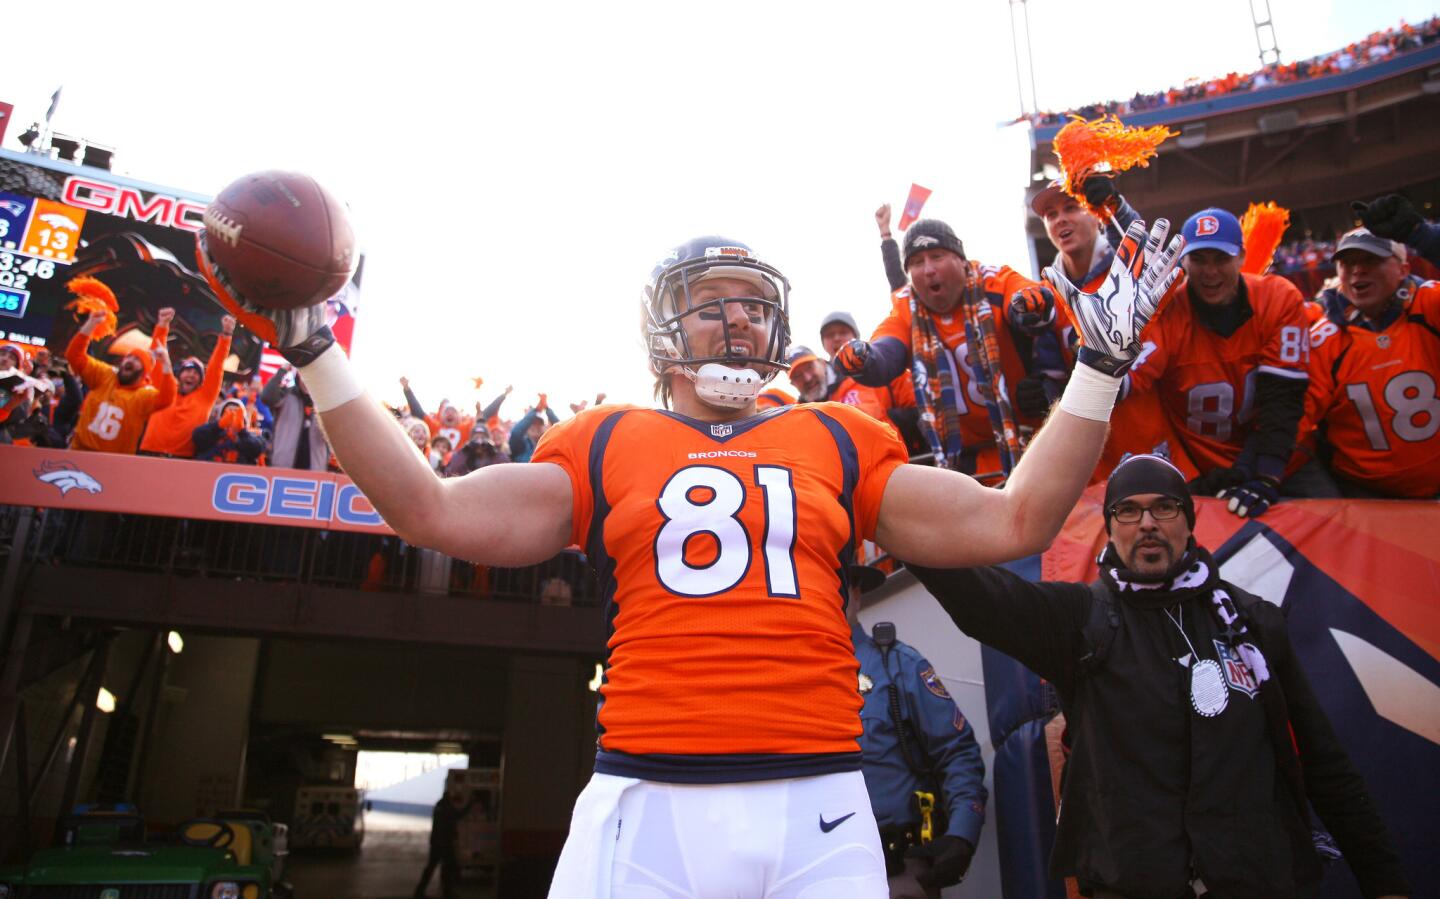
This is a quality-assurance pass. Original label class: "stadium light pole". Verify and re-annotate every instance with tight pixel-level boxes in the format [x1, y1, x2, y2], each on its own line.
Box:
[1250, 0, 1282, 67]
[1008, 0, 1040, 119]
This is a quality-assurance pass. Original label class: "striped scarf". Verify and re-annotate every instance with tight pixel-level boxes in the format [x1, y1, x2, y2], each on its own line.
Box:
[908, 274, 976, 472]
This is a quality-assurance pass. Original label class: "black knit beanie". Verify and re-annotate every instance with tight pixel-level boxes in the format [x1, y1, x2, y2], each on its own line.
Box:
[1103, 454, 1196, 532]
[902, 219, 966, 269]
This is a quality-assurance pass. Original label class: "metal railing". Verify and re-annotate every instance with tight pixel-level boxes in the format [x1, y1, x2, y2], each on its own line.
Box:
[7, 506, 599, 606]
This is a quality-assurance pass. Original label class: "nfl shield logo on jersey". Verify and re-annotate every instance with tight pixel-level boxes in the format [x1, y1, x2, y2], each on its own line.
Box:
[1213, 640, 1260, 697]
[710, 423, 733, 437]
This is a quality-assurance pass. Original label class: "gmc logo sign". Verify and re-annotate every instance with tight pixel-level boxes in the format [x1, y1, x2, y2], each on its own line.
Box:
[62, 176, 207, 232]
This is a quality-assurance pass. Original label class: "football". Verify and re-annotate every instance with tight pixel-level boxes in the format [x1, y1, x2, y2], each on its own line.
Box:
[201, 171, 357, 311]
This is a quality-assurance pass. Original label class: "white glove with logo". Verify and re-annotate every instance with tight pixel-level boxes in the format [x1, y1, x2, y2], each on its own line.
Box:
[1044, 219, 1184, 376]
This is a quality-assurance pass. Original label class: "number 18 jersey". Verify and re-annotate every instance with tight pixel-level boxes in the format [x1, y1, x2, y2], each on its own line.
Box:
[532, 402, 908, 783]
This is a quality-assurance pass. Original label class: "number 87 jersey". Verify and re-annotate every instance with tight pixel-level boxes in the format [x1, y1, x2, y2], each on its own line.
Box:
[532, 402, 908, 783]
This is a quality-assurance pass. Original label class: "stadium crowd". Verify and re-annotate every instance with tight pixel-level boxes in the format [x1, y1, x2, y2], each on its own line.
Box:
[2, 181, 1438, 512]
[0, 325, 599, 477]
[1029, 15, 1440, 127]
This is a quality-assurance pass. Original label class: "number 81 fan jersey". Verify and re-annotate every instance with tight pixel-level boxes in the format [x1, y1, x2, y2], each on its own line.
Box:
[532, 402, 908, 783]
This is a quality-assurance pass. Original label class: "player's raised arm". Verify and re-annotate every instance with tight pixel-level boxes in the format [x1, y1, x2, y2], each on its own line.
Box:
[194, 173, 572, 566]
[876, 219, 1184, 567]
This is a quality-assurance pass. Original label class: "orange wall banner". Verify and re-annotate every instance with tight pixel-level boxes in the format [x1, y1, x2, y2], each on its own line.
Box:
[0, 444, 394, 535]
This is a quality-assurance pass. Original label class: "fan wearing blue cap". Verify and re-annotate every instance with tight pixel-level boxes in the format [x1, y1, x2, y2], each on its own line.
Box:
[1121, 207, 1312, 518]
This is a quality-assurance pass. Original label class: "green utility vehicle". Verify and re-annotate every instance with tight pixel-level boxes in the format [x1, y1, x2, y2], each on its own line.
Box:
[0, 804, 291, 899]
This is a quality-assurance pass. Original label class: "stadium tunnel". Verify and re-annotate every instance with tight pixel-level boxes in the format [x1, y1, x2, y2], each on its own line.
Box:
[0, 506, 603, 898]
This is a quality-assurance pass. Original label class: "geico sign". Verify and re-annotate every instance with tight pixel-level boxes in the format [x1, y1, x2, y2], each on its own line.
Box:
[212, 473, 384, 526]
[62, 176, 207, 232]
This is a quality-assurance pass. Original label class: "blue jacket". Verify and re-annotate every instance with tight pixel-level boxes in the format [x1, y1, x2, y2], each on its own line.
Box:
[853, 621, 987, 846]
[509, 405, 560, 463]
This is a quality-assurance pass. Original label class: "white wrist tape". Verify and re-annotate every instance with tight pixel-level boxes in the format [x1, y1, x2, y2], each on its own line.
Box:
[297, 343, 366, 413]
[1058, 362, 1122, 422]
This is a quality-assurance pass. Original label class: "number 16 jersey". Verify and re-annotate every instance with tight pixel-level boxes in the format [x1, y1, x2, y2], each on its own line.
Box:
[532, 402, 908, 783]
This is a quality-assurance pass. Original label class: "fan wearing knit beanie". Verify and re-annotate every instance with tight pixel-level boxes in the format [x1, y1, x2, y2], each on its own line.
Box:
[140, 313, 236, 457]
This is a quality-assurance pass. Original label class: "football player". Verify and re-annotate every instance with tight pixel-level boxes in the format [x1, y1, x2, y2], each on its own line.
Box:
[1124, 208, 1310, 517]
[202, 224, 1181, 898]
[1300, 230, 1440, 497]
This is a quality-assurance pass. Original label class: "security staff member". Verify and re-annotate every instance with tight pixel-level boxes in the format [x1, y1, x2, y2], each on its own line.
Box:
[849, 564, 986, 898]
[906, 456, 1409, 899]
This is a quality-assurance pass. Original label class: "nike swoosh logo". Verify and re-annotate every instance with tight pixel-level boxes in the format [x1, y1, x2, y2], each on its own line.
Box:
[819, 812, 856, 833]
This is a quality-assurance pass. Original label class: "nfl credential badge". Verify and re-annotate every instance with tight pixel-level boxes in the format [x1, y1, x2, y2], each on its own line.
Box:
[710, 423, 733, 437]
[858, 673, 874, 694]
[1213, 639, 1260, 697]
[1190, 659, 1229, 717]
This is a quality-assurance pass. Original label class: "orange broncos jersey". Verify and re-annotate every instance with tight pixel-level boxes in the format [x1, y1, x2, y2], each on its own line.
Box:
[67, 333, 176, 454]
[426, 413, 474, 450]
[827, 372, 912, 423]
[1125, 273, 1308, 473]
[872, 264, 1040, 450]
[532, 402, 907, 782]
[1301, 280, 1440, 497]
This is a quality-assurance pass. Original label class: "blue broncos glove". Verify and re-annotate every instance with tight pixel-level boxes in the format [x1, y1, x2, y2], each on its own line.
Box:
[1220, 476, 1280, 518]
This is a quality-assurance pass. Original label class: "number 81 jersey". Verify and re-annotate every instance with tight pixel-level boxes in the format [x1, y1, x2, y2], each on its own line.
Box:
[532, 402, 908, 782]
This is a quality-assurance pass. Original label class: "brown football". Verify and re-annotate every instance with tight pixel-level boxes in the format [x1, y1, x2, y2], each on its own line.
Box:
[202, 170, 357, 310]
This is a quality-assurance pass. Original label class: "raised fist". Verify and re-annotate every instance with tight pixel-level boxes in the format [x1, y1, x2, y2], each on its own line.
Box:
[834, 339, 871, 376]
[220, 315, 236, 336]
[875, 203, 893, 239]
[156, 307, 176, 326]
[1350, 194, 1421, 242]
[1044, 219, 1183, 377]
[1008, 285, 1057, 334]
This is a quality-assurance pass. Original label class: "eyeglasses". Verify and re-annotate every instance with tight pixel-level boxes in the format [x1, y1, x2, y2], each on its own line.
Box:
[1110, 498, 1183, 524]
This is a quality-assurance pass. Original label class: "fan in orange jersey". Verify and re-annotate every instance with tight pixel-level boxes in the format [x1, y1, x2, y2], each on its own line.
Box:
[206, 224, 1181, 898]
[816, 310, 925, 454]
[67, 309, 176, 454]
[139, 310, 235, 457]
[1300, 230, 1440, 498]
[833, 219, 1048, 476]
[1024, 177, 1198, 483]
[1125, 208, 1310, 517]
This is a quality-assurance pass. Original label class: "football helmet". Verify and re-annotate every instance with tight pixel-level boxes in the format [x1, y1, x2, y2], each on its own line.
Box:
[644, 236, 791, 408]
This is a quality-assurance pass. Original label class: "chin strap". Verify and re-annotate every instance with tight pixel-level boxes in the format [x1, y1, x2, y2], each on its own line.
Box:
[687, 363, 767, 409]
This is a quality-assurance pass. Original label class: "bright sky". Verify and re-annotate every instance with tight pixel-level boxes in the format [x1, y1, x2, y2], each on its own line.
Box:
[5, 0, 1434, 414]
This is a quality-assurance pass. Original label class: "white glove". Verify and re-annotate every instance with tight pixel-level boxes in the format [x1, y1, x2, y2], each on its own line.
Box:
[1044, 219, 1184, 376]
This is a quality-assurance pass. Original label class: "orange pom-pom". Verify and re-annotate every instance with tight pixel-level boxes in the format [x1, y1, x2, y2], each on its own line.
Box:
[1053, 115, 1178, 220]
[1240, 201, 1291, 275]
[64, 276, 120, 340]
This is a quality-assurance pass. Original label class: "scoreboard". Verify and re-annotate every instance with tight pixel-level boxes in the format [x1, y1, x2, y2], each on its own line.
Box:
[0, 149, 359, 379]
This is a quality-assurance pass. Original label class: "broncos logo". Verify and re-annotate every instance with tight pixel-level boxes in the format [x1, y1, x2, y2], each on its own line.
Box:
[34, 461, 103, 495]
[38, 213, 80, 231]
